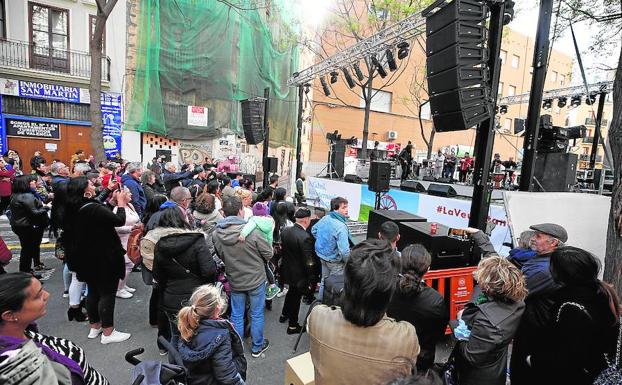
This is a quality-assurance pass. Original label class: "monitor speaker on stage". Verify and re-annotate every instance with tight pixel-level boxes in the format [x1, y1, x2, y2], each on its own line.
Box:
[267, 157, 278, 173]
[401, 180, 427, 193]
[423, 0, 491, 132]
[241, 98, 266, 144]
[423, 175, 436, 182]
[344, 174, 363, 184]
[428, 183, 457, 197]
[368, 161, 391, 192]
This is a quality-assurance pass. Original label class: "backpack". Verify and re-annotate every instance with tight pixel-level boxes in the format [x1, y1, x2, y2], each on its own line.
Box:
[126, 223, 145, 265]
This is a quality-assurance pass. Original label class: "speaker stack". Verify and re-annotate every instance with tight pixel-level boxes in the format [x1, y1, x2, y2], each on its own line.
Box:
[424, 0, 491, 132]
[368, 161, 391, 192]
[367, 210, 427, 240]
[241, 98, 266, 144]
[532, 153, 578, 192]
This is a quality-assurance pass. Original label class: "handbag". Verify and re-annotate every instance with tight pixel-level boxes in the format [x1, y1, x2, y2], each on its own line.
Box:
[594, 317, 622, 385]
[433, 345, 457, 385]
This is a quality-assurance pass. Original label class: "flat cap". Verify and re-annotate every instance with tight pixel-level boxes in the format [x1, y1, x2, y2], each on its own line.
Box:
[529, 223, 568, 243]
[295, 207, 311, 218]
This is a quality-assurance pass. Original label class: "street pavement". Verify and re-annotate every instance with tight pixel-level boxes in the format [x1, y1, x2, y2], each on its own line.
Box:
[0, 218, 314, 385]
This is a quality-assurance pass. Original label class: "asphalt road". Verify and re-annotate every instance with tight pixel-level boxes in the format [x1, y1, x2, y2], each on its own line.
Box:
[0, 218, 314, 385]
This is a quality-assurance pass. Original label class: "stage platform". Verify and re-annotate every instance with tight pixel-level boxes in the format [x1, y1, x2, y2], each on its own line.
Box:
[390, 179, 506, 200]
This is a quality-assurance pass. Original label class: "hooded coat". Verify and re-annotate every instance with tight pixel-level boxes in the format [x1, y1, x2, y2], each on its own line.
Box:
[153, 231, 217, 312]
[212, 216, 273, 292]
[177, 319, 247, 385]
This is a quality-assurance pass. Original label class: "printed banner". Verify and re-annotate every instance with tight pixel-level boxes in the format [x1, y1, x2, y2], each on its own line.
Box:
[188, 106, 208, 127]
[307, 177, 362, 220]
[6, 119, 60, 139]
[101, 93, 122, 158]
[0, 95, 5, 155]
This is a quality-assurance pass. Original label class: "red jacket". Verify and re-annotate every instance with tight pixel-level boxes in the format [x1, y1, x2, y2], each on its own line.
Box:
[0, 168, 15, 197]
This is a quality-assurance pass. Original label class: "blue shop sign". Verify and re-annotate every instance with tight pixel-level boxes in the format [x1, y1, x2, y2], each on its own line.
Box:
[18, 81, 81, 103]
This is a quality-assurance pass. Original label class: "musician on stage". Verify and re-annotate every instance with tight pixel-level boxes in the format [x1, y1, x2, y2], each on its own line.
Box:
[490, 153, 503, 173]
[503, 157, 518, 186]
[458, 152, 474, 184]
[369, 141, 380, 162]
[398, 142, 414, 182]
[443, 149, 457, 181]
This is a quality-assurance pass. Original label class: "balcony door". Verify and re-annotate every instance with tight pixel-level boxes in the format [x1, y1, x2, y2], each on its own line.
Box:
[29, 2, 69, 73]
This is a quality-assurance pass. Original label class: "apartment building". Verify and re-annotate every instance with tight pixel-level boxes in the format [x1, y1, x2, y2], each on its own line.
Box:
[0, 0, 127, 170]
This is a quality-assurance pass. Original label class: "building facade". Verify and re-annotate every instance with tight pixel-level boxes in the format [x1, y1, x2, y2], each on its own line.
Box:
[0, 0, 126, 171]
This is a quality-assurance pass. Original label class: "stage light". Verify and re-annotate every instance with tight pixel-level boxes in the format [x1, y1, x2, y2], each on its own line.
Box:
[557, 97, 567, 108]
[330, 71, 339, 84]
[503, 0, 515, 25]
[570, 95, 582, 107]
[342, 68, 356, 88]
[499, 105, 508, 114]
[371, 55, 387, 78]
[320, 76, 330, 96]
[353, 62, 365, 81]
[585, 92, 597, 105]
[542, 98, 553, 109]
[397, 42, 410, 60]
[303, 83, 310, 94]
[385, 49, 397, 71]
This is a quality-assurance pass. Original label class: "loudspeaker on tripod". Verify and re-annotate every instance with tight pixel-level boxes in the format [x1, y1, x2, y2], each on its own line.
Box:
[368, 161, 391, 192]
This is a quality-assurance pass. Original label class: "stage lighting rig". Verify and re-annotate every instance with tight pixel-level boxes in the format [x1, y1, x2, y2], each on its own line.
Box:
[326, 130, 341, 142]
[585, 92, 597, 105]
[371, 55, 388, 78]
[353, 63, 365, 81]
[342, 68, 356, 88]
[320, 76, 331, 96]
[330, 71, 339, 84]
[499, 105, 508, 114]
[397, 42, 410, 60]
[542, 98, 553, 109]
[570, 95, 582, 107]
[557, 96, 567, 108]
[385, 49, 397, 71]
[303, 83, 310, 94]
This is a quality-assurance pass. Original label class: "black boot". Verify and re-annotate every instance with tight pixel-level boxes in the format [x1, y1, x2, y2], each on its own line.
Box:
[67, 306, 88, 322]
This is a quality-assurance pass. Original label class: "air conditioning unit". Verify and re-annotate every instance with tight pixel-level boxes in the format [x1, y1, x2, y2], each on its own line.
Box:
[387, 131, 398, 140]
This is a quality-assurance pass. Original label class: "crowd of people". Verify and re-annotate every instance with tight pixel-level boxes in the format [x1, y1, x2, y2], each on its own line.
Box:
[0, 149, 619, 385]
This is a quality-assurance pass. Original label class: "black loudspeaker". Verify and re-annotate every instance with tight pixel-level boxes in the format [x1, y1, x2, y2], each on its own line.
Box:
[344, 174, 363, 184]
[401, 180, 427, 193]
[514, 118, 525, 134]
[436, 177, 452, 184]
[330, 142, 346, 177]
[532, 153, 578, 192]
[368, 161, 391, 192]
[267, 157, 278, 173]
[428, 183, 458, 197]
[396, 221, 473, 269]
[423, 175, 436, 182]
[241, 98, 266, 144]
[367, 210, 427, 240]
[424, 0, 491, 132]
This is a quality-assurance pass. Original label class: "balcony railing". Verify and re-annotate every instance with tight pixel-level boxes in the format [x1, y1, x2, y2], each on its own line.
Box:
[0, 39, 110, 81]
[585, 117, 608, 126]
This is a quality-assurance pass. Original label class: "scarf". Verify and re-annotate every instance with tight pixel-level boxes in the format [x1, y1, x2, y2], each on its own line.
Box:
[0, 335, 84, 381]
[329, 211, 354, 245]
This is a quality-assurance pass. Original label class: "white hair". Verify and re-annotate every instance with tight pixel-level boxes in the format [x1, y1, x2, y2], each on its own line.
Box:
[126, 162, 143, 174]
[73, 163, 91, 175]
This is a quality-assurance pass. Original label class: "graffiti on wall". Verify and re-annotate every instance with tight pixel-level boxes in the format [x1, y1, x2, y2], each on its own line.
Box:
[179, 141, 213, 165]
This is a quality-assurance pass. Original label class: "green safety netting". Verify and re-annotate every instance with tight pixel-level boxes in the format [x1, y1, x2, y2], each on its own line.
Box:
[125, 0, 300, 147]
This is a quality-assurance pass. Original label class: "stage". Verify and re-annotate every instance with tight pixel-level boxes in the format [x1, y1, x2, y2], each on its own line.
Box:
[390, 179, 506, 200]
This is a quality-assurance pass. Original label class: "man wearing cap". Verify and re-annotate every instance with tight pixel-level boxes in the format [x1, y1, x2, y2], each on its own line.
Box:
[510, 223, 568, 385]
[279, 207, 320, 334]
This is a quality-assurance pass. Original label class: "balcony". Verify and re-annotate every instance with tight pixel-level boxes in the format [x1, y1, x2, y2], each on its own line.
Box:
[0, 39, 110, 82]
[585, 117, 608, 126]
[579, 154, 603, 162]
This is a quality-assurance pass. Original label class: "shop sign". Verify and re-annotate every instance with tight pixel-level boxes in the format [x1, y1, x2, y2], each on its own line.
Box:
[101, 93, 122, 158]
[188, 106, 208, 127]
[18, 81, 81, 103]
[6, 119, 60, 139]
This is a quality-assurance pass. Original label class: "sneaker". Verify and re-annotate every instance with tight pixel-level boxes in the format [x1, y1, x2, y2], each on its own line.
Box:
[251, 339, 270, 358]
[87, 328, 103, 339]
[159, 349, 168, 356]
[265, 285, 280, 301]
[41, 238, 50, 244]
[116, 289, 133, 299]
[62, 291, 69, 298]
[276, 286, 289, 298]
[123, 285, 136, 293]
[287, 324, 303, 335]
[101, 330, 131, 344]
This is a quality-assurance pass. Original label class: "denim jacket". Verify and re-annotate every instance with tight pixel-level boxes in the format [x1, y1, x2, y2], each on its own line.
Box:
[311, 215, 350, 263]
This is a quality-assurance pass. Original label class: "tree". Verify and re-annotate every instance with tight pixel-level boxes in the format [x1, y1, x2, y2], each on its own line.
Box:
[302, 0, 431, 158]
[89, 0, 118, 162]
[557, 0, 622, 295]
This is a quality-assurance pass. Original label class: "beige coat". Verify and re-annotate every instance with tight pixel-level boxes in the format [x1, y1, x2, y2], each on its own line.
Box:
[308, 305, 420, 385]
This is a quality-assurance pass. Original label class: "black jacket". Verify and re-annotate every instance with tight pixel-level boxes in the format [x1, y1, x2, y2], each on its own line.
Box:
[530, 283, 618, 384]
[66, 201, 126, 284]
[280, 223, 320, 293]
[177, 319, 247, 385]
[387, 284, 449, 370]
[9, 192, 49, 229]
[153, 231, 217, 312]
[455, 298, 525, 385]
[50, 177, 69, 231]
[163, 169, 196, 195]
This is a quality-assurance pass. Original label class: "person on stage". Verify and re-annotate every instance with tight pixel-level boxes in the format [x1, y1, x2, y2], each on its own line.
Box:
[458, 152, 474, 184]
[503, 157, 518, 186]
[398, 142, 413, 182]
[369, 141, 380, 162]
[433, 150, 444, 180]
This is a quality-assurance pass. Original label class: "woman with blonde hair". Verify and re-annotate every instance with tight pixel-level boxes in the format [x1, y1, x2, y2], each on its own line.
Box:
[235, 188, 253, 221]
[454, 256, 527, 385]
[177, 284, 247, 385]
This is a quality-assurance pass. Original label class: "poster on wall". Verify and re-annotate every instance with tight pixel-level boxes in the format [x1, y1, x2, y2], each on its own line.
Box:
[187, 106, 208, 127]
[101, 93, 122, 159]
[0, 95, 5, 155]
[6, 119, 60, 139]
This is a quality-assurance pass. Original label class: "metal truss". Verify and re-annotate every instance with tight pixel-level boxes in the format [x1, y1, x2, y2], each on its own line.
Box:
[287, 12, 426, 86]
[498, 81, 613, 105]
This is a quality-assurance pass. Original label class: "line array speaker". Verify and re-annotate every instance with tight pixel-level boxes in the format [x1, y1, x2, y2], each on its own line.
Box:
[267, 157, 278, 173]
[368, 161, 391, 192]
[241, 98, 266, 144]
[424, 0, 491, 132]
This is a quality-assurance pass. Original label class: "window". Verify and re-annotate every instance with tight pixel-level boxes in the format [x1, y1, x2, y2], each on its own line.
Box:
[499, 50, 507, 65]
[29, 2, 70, 72]
[360, 89, 392, 113]
[560, 74, 566, 86]
[420, 102, 431, 120]
[498, 82, 504, 96]
[511, 54, 520, 69]
[551, 71, 558, 82]
[89, 15, 105, 53]
[0, 0, 5, 39]
[508, 85, 516, 96]
[504, 118, 512, 132]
